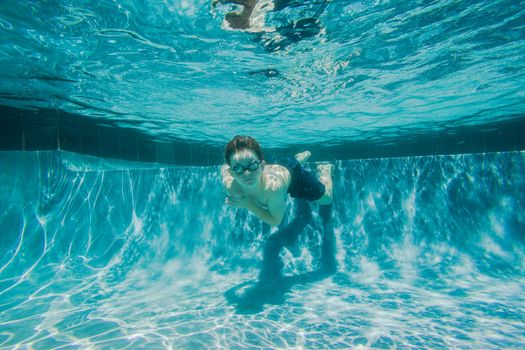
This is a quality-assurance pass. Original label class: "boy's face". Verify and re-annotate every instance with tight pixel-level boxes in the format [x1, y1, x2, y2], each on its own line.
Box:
[228, 148, 264, 188]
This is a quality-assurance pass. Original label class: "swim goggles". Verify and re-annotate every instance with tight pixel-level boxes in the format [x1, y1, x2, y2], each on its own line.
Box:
[230, 160, 261, 175]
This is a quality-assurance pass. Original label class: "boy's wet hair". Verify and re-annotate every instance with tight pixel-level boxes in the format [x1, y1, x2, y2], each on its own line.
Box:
[225, 135, 264, 165]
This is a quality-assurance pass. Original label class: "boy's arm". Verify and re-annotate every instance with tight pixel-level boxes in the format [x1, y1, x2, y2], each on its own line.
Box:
[221, 164, 245, 201]
[225, 188, 286, 226]
[245, 197, 285, 227]
[221, 164, 233, 193]
[242, 189, 286, 227]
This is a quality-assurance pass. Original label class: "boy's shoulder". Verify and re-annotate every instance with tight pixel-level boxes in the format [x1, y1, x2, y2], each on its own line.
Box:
[264, 164, 291, 192]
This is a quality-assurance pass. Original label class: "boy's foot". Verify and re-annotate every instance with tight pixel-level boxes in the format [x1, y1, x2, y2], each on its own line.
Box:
[294, 151, 311, 164]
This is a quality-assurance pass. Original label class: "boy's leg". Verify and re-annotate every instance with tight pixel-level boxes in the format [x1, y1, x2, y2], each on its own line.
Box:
[316, 163, 334, 205]
[292, 151, 333, 205]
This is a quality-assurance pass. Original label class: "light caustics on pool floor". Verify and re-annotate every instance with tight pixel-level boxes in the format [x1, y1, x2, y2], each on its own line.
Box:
[0, 151, 524, 349]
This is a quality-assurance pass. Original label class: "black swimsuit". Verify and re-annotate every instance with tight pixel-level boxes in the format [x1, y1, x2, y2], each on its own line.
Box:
[273, 157, 325, 201]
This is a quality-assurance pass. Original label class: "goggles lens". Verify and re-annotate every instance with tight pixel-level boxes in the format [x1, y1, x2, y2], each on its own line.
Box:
[231, 160, 260, 174]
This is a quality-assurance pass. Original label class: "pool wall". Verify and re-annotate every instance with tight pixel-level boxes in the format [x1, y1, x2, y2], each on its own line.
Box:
[1, 105, 524, 165]
[0, 150, 524, 348]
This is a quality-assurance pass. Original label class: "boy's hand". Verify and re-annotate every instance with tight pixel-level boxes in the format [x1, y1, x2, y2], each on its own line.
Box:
[225, 194, 254, 209]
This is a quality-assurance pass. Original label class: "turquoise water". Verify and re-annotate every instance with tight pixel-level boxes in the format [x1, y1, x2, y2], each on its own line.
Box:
[1, 0, 525, 348]
[1, 150, 524, 348]
[0, 0, 524, 146]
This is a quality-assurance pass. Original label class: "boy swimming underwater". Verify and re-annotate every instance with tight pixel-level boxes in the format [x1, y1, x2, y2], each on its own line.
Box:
[221, 135, 333, 226]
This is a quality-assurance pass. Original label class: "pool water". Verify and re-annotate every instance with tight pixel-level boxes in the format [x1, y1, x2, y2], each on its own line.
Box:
[1, 0, 524, 348]
[1, 150, 523, 349]
[0, 0, 524, 146]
